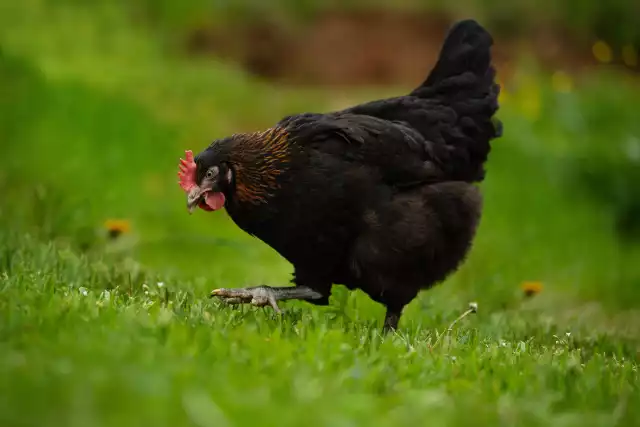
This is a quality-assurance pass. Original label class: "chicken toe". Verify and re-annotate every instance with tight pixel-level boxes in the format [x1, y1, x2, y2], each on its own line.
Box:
[210, 286, 279, 312]
[210, 285, 324, 313]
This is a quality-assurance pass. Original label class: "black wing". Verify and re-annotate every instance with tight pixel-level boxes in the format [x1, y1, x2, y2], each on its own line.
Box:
[278, 112, 449, 189]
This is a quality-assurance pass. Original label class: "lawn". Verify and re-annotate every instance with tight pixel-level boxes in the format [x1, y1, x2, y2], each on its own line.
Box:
[0, 2, 639, 426]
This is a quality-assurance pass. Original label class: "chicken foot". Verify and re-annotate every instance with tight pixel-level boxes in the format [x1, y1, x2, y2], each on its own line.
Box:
[210, 285, 324, 313]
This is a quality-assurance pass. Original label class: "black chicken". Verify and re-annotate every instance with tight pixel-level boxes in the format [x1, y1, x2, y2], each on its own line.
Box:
[178, 19, 502, 330]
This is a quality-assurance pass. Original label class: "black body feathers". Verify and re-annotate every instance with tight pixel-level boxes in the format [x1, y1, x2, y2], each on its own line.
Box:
[196, 19, 502, 325]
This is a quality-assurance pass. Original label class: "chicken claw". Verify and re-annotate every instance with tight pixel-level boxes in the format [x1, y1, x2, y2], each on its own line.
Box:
[210, 285, 325, 314]
[211, 286, 283, 313]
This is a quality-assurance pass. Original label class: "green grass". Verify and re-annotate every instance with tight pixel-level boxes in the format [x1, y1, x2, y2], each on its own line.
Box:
[1, 233, 639, 427]
[1, 2, 639, 426]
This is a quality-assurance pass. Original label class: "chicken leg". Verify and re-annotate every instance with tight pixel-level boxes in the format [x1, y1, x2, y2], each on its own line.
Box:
[383, 310, 401, 331]
[210, 285, 324, 313]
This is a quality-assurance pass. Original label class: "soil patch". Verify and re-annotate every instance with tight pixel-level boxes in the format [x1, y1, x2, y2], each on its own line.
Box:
[185, 10, 638, 86]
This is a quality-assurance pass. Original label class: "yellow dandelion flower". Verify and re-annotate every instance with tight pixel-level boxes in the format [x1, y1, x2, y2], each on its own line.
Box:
[104, 219, 131, 239]
[551, 71, 573, 93]
[592, 40, 613, 63]
[521, 281, 543, 297]
[622, 44, 638, 68]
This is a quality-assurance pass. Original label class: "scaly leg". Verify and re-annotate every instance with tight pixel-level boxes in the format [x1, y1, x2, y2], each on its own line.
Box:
[383, 308, 402, 332]
[210, 285, 324, 313]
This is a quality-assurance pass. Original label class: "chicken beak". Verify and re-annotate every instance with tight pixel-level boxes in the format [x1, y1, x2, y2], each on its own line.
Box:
[186, 187, 204, 214]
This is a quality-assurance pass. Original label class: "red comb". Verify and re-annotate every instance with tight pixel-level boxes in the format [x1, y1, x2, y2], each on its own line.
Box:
[178, 150, 197, 193]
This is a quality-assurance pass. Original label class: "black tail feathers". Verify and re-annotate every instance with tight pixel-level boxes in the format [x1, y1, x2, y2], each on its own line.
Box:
[427, 20, 502, 136]
[413, 19, 503, 182]
[417, 20, 494, 91]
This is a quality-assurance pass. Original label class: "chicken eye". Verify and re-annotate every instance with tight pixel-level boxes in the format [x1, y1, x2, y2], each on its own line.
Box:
[205, 168, 217, 180]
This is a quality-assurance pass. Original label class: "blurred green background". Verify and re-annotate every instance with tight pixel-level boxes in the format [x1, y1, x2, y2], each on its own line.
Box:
[1, 1, 639, 426]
